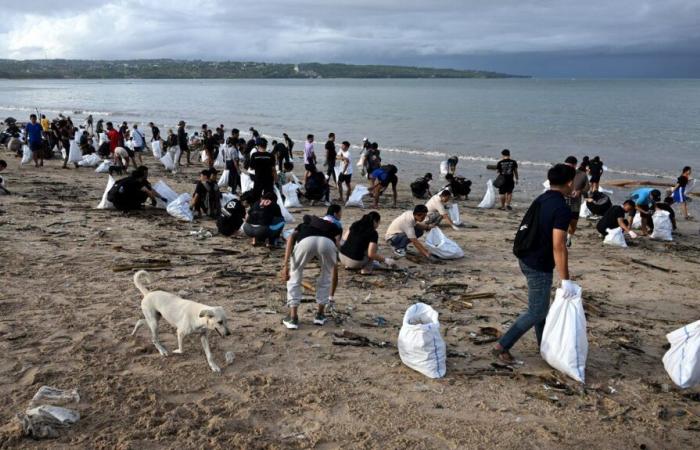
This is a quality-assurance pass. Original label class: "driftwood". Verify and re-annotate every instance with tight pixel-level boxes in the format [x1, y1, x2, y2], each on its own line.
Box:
[112, 259, 172, 272]
[332, 330, 389, 348]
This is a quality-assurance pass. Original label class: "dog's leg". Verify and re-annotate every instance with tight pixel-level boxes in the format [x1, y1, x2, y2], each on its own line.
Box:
[200, 335, 220, 373]
[172, 330, 185, 354]
[131, 319, 145, 336]
[146, 316, 169, 356]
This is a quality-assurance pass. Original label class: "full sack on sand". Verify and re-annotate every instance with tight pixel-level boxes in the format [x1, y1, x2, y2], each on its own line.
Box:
[398, 303, 446, 379]
[663, 320, 700, 389]
[478, 180, 497, 209]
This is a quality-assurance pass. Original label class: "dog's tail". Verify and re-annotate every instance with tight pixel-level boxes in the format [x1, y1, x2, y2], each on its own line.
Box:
[133, 270, 151, 296]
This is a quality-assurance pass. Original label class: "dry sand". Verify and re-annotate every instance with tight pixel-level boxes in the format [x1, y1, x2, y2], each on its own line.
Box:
[1, 149, 700, 449]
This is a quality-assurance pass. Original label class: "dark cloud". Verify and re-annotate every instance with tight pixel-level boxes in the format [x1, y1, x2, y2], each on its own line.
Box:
[1, 0, 699, 76]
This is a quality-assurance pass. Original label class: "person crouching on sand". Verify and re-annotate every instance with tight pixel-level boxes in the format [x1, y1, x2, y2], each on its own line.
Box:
[384, 205, 434, 259]
[339, 211, 396, 274]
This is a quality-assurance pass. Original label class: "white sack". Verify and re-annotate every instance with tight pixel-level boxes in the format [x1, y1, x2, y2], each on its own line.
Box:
[631, 212, 642, 230]
[542, 179, 550, 193]
[96, 175, 115, 209]
[398, 303, 447, 379]
[21, 145, 32, 165]
[95, 160, 111, 173]
[540, 283, 588, 383]
[240, 172, 254, 193]
[151, 140, 162, 159]
[477, 179, 497, 209]
[98, 133, 109, 146]
[663, 320, 700, 389]
[282, 182, 302, 208]
[424, 227, 464, 259]
[274, 186, 294, 223]
[218, 169, 230, 188]
[200, 150, 208, 163]
[166, 193, 193, 222]
[160, 152, 175, 172]
[214, 144, 225, 169]
[651, 210, 673, 241]
[68, 140, 82, 163]
[599, 187, 614, 195]
[439, 160, 449, 176]
[345, 184, 369, 208]
[78, 153, 102, 167]
[579, 201, 591, 219]
[221, 193, 235, 205]
[603, 227, 628, 248]
[152, 180, 178, 209]
[448, 203, 462, 226]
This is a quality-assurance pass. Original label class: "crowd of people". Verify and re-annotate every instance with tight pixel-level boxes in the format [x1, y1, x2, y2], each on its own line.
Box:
[1, 113, 695, 342]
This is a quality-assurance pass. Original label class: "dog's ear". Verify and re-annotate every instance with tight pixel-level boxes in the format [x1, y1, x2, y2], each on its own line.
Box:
[199, 309, 215, 318]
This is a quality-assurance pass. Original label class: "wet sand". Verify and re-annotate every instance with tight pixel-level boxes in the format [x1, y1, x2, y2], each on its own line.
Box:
[1, 149, 700, 449]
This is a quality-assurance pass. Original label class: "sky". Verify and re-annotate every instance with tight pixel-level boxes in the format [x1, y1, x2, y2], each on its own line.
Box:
[1, 0, 699, 78]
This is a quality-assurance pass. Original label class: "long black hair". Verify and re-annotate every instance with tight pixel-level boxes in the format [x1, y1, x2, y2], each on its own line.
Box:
[350, 211, 381, 232]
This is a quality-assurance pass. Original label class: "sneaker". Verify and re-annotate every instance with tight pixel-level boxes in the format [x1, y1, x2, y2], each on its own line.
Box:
[393, 248, 406, 257]
[506, 205, 513, 211]
[282, 316, 299, 330]
[323, 201, 331, 207]
[566, 236, 572, 248]
[313, 313, 327, 326]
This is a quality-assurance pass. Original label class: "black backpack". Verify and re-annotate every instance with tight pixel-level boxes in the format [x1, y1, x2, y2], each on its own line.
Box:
[513, 200, 542, 258]
[410, 178, 429, 198]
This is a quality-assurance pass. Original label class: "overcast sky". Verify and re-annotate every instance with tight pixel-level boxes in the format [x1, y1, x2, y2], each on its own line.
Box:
[2, 0, 699, 77]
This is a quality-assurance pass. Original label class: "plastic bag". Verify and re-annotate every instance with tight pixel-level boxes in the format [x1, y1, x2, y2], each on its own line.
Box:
[218, 169, 230, 188]
[98, 133, 109, 146]
[397, 303, 447, 379]
[95, 160, 111, 173]
[96, 176, 115, 209]
[78, 153, 102, 167]
[663, 319, 700, 389]
[274, 186, 294, 223]
[282, 182, 302, 208]
[540, 283, 588, 383]
[439, 160, 448, 176]
[21, 145, 32, 165]
[579, 201, 591, 219]
[151, 140, 162, 159]
[599, 187, 614, 195]
[240, 172, 254, 193]
[448, 203, 462, 225]
[603, 227, 627, 248]
[542, 179, 550, 193]
[31, 386, 80, 407]
[221, 192, 235, 205]
[424, 228, 464, 259]
[166, 193, 193, 222]
[26, 405, 80, 426]
[631, 212, 642, 229]
[214, 145, 225, 169]
[152, 180, 178, 208]
[651, 210, 673, 241]
[345, 184, 369, 208]
[160, 152, 175, 172]
[200, 150, 208, 163]
[477, 179, 497, 209]
[68, 140, 82, 163]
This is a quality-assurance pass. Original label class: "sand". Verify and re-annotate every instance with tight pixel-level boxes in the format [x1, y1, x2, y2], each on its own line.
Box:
[1, 149, 700, 449]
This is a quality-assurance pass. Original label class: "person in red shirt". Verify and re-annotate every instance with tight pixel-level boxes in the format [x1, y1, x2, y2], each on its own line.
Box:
[106, 122, 120, 155]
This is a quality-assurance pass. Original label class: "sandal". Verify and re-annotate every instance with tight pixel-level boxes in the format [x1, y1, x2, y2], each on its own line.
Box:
[490, 346, 515, 364]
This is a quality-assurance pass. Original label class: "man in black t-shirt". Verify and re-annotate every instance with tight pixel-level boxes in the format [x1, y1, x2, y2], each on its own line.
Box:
[283, 133, 294, 159]
[496, 149, 518, 210]
[281, 206, 343, 330]
[596, 200, 636, 238]
[149, 122, 160, 142]
[108, 166, 164, 212]
[177, 120, 190, 166]
[325, 133, 337, 187]
[271, 140, 289, 171]
[249, 138, 277, 201]
[492, 164, 576, 364]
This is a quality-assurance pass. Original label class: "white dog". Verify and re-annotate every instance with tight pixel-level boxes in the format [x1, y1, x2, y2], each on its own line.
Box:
[131, 270, 231, 372]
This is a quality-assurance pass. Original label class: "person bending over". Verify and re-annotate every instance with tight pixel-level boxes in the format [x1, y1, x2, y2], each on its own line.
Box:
[217, 192, 253, 237]
[384, 204, 434, 259]
[425, 189, 460, 230]
[243, 191, 285, 247]
[369, 164, 398, 208]
[596, 200, 637, 238]
[340, 211, 396, 274]
[108, 166, 164, 212]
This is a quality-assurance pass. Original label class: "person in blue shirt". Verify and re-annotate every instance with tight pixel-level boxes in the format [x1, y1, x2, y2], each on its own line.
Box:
[25, 114, 44, 167]
[492, 163, 576, 364]
[629, 188, 661, 235]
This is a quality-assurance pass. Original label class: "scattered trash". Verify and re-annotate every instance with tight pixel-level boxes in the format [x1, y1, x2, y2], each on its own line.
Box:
[189, 228, 213, 240]
[225, 351, 235, 364]
[15, 386, 80, 440]
[30, 386, 80, 406]
[332, 330, 389, 348]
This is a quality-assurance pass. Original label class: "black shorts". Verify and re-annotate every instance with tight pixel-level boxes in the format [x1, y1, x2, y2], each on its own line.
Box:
[590, 175, 601, 183]
[133, 146, 144, 153]
[126, 148, 135, 158]
[338, 173, 352, 183]
[380, 174, 397, 188]
[498, 178, 515, 195]
[29, 141, 43, 152]
[304, 163, 317, 173]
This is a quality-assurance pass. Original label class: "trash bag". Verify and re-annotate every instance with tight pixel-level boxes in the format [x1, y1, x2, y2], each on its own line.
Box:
[274, 186, 294, 223]
[477, 179, 497, 209]
[540, 282, 588, 383]
[160, 152, 175, 172]
[240, 172, 254, 193]
[21, 145, 32, 165]
[282, 182, 302, 208]
[599, 187, 614, 195]
[651, 210, 673, 241]
[96, 176, 116, 209]
[579, 201, 591, 219]
[663, 319, 700, 389]
[95, 160, 111, 173]
[200, 150, 208, 163]
[424, 228, 464, 259]
[30, 386, 80, 407]
[439, 160, 449, 176]
[632, 212, 642, 230]
[218, 169, 230, 188]
[542, 179, 550, 193]
[345, 184, 369, 208]
[603, 227, 627, 248]
[68, 140, 82, 163]
[98, 133, 109, 146]
[397, 303, 447, 379]
[166, 193, 193, 222]
[151, 140, 162, 159]
[77, 153, 102, 167]
[152, 180, 178, 208]
[448, 203, 462, 226]
[214, 145, 225, 169]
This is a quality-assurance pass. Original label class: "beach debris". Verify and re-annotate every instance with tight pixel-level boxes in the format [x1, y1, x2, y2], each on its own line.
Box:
[189, 228, 212, 240]
[225, 351, 235, 365]
[14, 386, 81, 440]
[30, 386, 80, 407]
[111, 259, 172, 272]
[332, 330, 389, 348]
[470, 326, 502, 345]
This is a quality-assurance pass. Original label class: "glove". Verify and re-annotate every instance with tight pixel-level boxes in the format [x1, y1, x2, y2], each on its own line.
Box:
[561, 280, 578, 299]
[451, 224, 460, 231]
[628, 230, 638, 239]
[384, 257, 397, 267]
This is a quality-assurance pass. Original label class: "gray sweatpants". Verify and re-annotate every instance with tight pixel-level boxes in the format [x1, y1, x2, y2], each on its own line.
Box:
[286, 236, 337, 307]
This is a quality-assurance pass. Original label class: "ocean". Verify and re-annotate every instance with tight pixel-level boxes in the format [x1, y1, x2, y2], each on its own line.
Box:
[1, 78, 698, 199]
